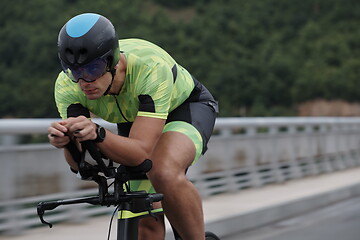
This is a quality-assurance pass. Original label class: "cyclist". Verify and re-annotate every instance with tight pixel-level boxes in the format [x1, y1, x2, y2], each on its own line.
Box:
[48, 13, 218, 240]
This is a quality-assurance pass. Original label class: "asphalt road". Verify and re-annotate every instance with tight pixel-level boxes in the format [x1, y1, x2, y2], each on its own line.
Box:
[222, 196, 360, 240]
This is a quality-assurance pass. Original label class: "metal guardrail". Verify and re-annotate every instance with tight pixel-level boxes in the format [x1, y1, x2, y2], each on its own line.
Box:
[2, 117, 360, 134]
[1, 117, 360, 235]
[0, 188, 112, 234]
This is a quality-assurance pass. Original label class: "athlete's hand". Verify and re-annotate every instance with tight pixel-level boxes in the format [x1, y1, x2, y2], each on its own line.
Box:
[48, 121, 70, 148]
[61, 116, 98, 142]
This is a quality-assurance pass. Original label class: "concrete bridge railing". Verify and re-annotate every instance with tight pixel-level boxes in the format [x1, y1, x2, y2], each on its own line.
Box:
[1, 117, 360, 234]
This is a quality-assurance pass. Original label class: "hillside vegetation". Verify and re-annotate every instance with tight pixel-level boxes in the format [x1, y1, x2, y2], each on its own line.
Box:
[1, 0, 359, 117]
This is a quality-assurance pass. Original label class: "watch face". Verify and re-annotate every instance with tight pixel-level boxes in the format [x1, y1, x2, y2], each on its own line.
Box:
[98, 127, 105, 139]
[96, 125, 106, 142]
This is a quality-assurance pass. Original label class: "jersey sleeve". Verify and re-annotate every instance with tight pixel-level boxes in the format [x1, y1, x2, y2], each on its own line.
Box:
[54, 72, 82, 119]
[135, 62, 174, 119]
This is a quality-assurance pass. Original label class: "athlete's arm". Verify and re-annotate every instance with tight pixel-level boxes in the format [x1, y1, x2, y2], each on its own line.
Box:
[61, 115, 165, 166]
[98, 116, 165, 166]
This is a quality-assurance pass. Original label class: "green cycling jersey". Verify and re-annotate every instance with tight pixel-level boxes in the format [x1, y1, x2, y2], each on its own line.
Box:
[55, 38, 195, 122]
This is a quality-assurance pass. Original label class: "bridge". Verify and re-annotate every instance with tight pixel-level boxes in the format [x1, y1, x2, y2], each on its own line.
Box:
[1, 117, 360, 239]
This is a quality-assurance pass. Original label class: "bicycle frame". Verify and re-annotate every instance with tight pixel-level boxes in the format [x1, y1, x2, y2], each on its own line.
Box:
[37, 140, 218, 239]
[117, 204, 164, 240]
[37, 141, 165, 240]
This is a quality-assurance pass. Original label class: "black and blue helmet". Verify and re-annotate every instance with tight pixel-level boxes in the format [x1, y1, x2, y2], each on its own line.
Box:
[58, 13, 119, 71]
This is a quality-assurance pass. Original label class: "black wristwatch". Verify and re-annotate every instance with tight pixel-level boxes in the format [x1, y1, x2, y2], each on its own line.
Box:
[94, 124, 106, 142]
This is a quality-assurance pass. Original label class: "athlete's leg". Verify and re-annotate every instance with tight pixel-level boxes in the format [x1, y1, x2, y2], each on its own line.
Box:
[137, 82, 217, 239]
[138, 202, 165, 240]
[147, 131, 205, 240]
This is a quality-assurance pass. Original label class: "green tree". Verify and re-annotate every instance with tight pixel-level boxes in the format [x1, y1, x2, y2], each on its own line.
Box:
[1, 0, 360, 118]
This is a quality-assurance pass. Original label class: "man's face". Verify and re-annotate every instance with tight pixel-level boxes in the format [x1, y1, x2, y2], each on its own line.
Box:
[78, 72, 112, 100]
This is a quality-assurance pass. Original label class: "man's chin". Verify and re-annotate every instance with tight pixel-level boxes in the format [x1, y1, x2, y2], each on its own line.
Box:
[88, 95, 100, 100]
[85, 92, 102, 100]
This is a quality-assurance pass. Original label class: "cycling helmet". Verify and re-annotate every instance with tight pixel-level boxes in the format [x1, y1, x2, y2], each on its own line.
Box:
[58, 13, 119, 72]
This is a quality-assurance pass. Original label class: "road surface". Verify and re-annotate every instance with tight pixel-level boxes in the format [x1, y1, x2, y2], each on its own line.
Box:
[222, 196, 360, 240]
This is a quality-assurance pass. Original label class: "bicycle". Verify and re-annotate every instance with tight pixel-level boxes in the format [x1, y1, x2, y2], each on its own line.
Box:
[37, 139, 220, 240]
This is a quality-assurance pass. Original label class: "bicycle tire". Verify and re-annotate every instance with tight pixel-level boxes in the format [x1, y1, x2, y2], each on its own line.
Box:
[205, 231, 220, 240]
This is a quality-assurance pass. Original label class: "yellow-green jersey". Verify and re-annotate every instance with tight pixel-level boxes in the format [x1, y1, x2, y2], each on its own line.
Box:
[54, 38, 218, 193]
[55, 38, 195, 122]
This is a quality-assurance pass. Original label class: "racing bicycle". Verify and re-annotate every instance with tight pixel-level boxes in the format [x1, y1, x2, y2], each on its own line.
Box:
[37, 139, 220, 240]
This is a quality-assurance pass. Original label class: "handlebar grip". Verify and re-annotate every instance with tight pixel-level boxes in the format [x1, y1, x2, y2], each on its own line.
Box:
[67, 103, 112, 176]
[149, 193, 164, 202]
[117, 159, 153, 174]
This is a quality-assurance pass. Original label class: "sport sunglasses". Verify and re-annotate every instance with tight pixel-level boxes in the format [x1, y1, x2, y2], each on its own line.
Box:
[62, 58, 108, 83]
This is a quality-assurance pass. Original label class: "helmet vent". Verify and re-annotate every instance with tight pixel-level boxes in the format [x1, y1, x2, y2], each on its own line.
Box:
[65, 48, 75, 64]
[78, 48, 88, 64]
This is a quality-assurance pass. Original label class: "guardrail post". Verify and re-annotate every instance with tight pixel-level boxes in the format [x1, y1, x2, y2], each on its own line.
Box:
[2, 206, 21, 235]
[269, 126, 285, 183]
[318, 124, 333, 173]
[287, 126, 302, 179]
[331, 123, 346, 170]
[219, 128, 239, 193]
[246, 126, 262, 187]
[0, 137, 20, 234]
[305, 124, 319, 176]
[351, 123, 360, 166]
[342, 123, 356, 168]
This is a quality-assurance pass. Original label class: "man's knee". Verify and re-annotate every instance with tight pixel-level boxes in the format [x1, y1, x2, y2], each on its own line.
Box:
[148, 164, 179, 188]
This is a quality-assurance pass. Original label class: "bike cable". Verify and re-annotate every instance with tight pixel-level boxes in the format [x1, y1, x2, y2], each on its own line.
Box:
[107, 205, 120, 240]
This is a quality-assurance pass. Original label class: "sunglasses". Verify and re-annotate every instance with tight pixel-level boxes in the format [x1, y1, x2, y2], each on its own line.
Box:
[62, 58, 108, 83]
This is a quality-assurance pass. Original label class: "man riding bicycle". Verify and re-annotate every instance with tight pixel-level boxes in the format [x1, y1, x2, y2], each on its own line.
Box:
[48, 13, 218, 240]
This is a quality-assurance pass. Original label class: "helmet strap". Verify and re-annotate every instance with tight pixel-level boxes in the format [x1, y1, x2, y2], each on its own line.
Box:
[103, 68, 116, 96]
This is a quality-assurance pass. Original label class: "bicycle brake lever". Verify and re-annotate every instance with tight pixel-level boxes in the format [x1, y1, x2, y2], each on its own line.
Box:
[37, 203, 53, 228]
[37, 209, 53, 228]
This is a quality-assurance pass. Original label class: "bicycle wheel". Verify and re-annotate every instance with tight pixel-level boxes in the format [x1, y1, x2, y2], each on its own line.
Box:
[205, 231, 220, 240]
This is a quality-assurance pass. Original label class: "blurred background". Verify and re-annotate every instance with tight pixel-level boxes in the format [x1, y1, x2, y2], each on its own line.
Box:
[2, 0, 360, 239]
[2, 0, 360, 120]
